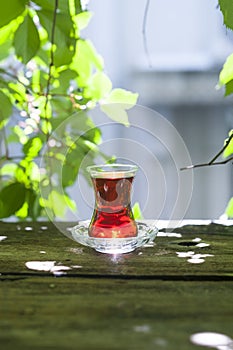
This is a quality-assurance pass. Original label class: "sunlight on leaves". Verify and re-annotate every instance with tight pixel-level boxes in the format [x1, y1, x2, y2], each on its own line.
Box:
[0, 1, 138, 220]
[0, 1, 27, 28]
[86, 71, 112, 100]
[0, 163, 18, 177]
[75, 11, 93, 31]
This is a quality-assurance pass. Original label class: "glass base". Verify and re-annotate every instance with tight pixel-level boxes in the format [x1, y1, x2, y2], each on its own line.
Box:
[70, 220, 158, 254]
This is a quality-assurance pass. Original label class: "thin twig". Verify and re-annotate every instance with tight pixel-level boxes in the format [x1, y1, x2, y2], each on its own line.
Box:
[208, 132, 233, 164]
[142, 0, 152, 68]
[181, 133, 233, 171]
[44, 0, 58, 139]
[180, 156, 233, 171]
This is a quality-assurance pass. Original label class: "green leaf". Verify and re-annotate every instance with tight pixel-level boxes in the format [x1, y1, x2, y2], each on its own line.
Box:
[223, 130, 233, 158]
[225, 79, 233, 96]
[85, 72, 112, 100]
[26, 161, 40, 182]
[100, 104, 130, 126]
[0, 19, 20, 60]
[36, 9, 75, 66]
[13, 125, 28, 144]
[74, 0, 82, 14]
[50, 97, 73, 121]
[27, 189, 41, 220]
[43, 190, 68, 217]
[0, 16, 21, 45]
[0, 91, 12, 125]
[71, 40, 104, 84]
[225, 197, 233, 218]
[103, 88, 139, 106]
[219, 53, 233, 86]
[34, 0, 70, 13]
[15, 201, 28, 218]
[13, 12, 40, 63]
[36, 9, 74, 41]
[23, 136, 43, 160]
[0, 0, 27, 28]
[0, 182, 26, 218]
[100, 89, 138, 126]
[132, 202, 143, 220]
[75, 11, 93, 31]
[219, 0, 233, 31]
[0, 163, 18, 177]
[51, 69, 78, 94]
[0, 40, 12, 61]
[8, 81, 27, 99]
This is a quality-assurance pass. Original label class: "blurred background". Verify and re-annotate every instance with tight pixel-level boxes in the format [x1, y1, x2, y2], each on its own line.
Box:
[72, 0, 233, 221]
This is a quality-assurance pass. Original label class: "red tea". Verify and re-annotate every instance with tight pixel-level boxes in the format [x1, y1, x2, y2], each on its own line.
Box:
[88, 176, 138, 238]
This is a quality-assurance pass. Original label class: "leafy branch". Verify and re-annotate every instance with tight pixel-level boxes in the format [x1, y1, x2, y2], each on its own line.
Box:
[0, 1, 138, 220]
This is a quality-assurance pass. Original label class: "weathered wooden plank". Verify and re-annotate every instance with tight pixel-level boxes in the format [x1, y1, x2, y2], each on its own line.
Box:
[1, 277, 233, 350]
[0, 222, 232, 279]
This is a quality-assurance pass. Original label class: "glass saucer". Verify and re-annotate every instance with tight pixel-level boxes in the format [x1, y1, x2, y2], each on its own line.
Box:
[70, 220, 158, 254]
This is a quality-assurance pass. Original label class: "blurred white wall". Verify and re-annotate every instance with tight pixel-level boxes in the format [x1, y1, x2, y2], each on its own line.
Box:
[76, 0, 233, 220]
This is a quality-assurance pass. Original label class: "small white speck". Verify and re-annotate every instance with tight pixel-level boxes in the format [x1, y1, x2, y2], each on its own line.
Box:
[40, 251, 46, 254]
[26, 261, 56, 271]
[153, 338, 168, 347]
[176, 251, 195, 258]
[72, 265, 83, 269]
[25, 226, 33, 231]
[188, 258, 205, 264]
[0, 236, 7, 242]
[190, 332, 233, 348]
[138, 252, 143, 255]
[133, 325, 151, 333]
[158, 232, 182, 238]
[192, 237, 202, 242]
[25, 261, 71, 275]
[193, 254, 214, 259]
[68, 248, 84, 254]
[53, 271, 67, 277]
[196, 242, 210, 248]
[143, 242, 155, 248]
[50, 265, 71, 272]
[40, 226, 48, 230]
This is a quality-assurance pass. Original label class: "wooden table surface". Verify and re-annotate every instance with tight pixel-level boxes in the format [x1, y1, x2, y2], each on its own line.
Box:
[0, 220, 233, 350]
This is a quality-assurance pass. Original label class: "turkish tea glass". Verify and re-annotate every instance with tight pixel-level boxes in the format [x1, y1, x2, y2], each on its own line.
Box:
[87, 164, 138, 238]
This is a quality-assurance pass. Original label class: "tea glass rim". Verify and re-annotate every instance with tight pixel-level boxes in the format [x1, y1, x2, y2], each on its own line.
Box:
[87, 163, 138, 178]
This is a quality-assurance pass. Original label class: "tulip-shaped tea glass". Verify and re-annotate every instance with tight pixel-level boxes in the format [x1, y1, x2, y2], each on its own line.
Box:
[87, 164, 138, 238]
